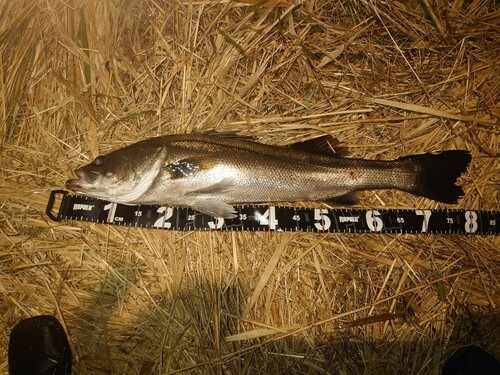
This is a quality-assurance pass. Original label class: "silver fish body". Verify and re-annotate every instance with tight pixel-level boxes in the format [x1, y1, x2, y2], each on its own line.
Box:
[65, 134, 471, 218]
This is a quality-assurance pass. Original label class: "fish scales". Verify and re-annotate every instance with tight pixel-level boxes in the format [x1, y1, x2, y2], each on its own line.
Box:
[65, 133, 471, 218]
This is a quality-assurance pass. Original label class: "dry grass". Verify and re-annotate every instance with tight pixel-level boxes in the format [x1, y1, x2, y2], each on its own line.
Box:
[0, 0, 499, 374]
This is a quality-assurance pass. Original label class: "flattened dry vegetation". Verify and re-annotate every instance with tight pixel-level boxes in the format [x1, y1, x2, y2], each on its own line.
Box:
[0, 1, 498, 373]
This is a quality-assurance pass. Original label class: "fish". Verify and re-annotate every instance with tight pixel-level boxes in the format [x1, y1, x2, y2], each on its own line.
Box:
[65, 133, 471, 218]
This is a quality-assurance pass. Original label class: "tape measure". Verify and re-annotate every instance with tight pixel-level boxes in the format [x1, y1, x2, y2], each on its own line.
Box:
[46, 190, 498, 235]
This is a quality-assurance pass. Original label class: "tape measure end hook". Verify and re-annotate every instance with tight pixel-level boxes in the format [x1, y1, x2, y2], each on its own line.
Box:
[46, 190, 67, 222]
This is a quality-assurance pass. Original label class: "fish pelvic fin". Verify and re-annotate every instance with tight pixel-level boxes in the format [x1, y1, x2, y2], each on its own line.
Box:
[403, 150, 471, 203]
[191, 200, 237, 219]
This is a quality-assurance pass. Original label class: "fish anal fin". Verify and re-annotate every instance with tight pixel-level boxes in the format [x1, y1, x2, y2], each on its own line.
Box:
[289, 135, 349, 157]
[322, 193, 358, 206]
[191, 200, 237, 219]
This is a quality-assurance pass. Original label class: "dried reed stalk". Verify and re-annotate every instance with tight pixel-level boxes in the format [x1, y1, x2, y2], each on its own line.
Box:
[0, 0, 498, 373]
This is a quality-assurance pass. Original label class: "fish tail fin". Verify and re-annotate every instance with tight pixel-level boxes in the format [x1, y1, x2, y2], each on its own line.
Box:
[403, 150, 471, 203]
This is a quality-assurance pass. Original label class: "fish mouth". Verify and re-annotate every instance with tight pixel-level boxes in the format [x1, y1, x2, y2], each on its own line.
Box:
[65, 170, 99, 192]
[65, 178, 81, 192]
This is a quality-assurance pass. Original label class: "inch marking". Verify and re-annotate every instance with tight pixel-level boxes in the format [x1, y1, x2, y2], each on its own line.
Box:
[366, 210, 383, 232]
[104, 203, 117, 223]
[415, 209, 432, 233]
[255, 206, 278, 230]
[464, 210, 478, 234]
[314, 208, 331, 231]
[153, 206, 173, 229]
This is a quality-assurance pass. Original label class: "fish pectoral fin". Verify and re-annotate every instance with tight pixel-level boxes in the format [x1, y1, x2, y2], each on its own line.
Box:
[322, 193, 358, 206]
[187, 178, 235, 196]
[164, 156, 219, 179]
[289, 135, 349, 157]
[191, 200, 237, 219]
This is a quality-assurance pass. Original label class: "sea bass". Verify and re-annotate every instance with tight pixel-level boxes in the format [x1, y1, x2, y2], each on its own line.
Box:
[65, 133, 471, 218]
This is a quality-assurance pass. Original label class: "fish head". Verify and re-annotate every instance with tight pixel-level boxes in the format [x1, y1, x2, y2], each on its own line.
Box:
[65, 144, 167, 203]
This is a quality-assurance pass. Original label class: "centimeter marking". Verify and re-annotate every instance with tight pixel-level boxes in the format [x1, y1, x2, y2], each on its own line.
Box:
[46, 190, 499, 235]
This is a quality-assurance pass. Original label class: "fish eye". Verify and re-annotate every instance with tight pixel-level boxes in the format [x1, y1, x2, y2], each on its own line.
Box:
[93, 156, 105, 166]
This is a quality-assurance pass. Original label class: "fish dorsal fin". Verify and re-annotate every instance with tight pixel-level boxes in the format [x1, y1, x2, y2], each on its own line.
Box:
[198, 130, 256, 142]
[289, 135, 349, 157]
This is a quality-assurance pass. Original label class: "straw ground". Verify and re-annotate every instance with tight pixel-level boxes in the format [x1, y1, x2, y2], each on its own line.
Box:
[0, 1, 498, 374]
